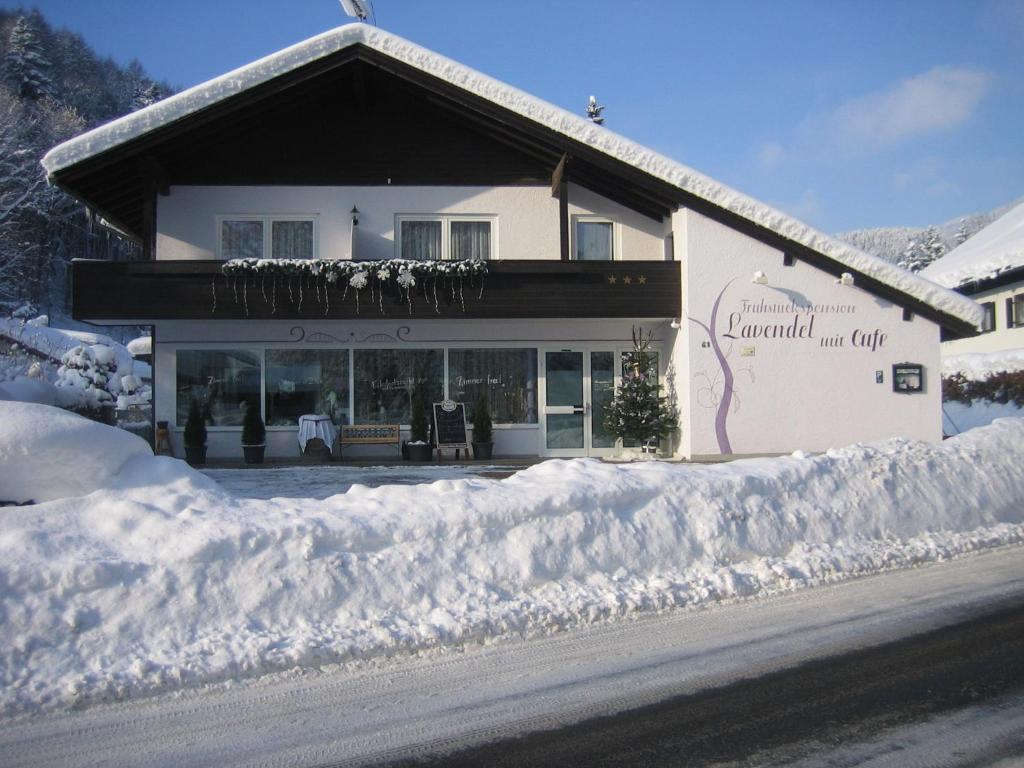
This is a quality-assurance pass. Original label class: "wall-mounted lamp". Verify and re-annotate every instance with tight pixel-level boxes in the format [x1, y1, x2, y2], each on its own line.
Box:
[669, 318, 681, 329]
[752, 271, 769, 285]
[350, 205, 360, 226]
[836, 272, 854, 287]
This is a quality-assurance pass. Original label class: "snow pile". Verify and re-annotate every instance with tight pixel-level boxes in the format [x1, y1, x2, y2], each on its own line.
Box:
[0, 378, 57, 406]
[922, 200, 1024, 289]
[2, 419, 1024, 714]
[943, 347, 1024, 379]
[0, 403, 152, 504]
[125, 335, 151, 357]
[40, 24, 983, 329]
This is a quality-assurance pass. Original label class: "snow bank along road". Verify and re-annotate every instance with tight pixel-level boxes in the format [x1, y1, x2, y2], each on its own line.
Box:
[1, 545, 1021, 768]
[3, 405, 1024, 718]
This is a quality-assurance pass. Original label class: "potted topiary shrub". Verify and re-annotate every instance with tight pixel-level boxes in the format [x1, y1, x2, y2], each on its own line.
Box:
[471, 396, 494, 460]
[241, 400, 266, 464]
[406, 391, 433, 462]
[183, 398, 208, 465]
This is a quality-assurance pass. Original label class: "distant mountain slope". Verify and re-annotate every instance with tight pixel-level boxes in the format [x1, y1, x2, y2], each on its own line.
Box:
[836, 199, 1024, 264]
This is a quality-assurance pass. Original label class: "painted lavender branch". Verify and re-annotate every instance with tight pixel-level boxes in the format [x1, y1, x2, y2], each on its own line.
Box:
[689, 279, 736, 454]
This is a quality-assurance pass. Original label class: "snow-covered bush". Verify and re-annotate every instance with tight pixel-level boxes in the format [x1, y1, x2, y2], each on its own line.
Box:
[943, 370, 1024, 408]
[54, 343, 121, 421]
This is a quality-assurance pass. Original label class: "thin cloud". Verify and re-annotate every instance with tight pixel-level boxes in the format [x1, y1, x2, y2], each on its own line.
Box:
[827, 66, 993, 150]
[757, 141, 785, 171]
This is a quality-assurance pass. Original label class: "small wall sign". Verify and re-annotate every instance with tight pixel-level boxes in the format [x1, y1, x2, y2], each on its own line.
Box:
[875, 370, 884, 384]
[892, 363, 924, 393]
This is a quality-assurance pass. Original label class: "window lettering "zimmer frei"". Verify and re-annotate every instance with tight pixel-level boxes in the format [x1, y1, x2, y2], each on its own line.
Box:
[722, 299, 888, 351]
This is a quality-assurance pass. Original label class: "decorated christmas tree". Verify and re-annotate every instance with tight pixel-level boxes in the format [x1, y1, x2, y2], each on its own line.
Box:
[604, 327, 677, 448]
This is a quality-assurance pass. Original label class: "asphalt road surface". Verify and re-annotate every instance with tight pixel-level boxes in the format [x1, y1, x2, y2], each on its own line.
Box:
[394, 598, 1024, 768]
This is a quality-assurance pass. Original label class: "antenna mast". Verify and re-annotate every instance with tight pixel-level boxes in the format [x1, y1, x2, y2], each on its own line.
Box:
[339, 0, 375, 24]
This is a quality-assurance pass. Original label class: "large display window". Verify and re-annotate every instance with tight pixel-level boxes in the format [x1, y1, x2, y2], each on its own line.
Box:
[176, 349, 261, 426]
[353, 348, 443, 424]
[448, 348, 538, 424]
[265, 349, 349, 426]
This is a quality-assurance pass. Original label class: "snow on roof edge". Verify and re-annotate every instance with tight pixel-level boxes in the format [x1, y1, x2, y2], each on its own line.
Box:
[40, 23, 983, 330]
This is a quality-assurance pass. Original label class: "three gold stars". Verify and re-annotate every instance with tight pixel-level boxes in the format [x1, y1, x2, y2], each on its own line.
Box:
[606, 274, 648, 285]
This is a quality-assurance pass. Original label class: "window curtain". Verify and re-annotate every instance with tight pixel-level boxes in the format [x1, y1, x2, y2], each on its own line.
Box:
[450, 221, 491, 260]
[575, 221, 613, 261]
[401, 220, 442, 260]
[221, 221, 263, 259]
[272, 221, 314, 259]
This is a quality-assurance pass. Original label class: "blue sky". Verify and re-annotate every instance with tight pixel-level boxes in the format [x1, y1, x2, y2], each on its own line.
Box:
[7, 0, 1023, 233]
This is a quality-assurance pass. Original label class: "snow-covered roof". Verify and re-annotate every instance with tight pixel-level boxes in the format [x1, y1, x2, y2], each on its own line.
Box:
[921, 200, 1024, 290]
[41, 24, 983, 330]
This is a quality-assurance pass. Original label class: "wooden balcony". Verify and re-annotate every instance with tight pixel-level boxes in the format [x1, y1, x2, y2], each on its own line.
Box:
[72, 259, 681, 322]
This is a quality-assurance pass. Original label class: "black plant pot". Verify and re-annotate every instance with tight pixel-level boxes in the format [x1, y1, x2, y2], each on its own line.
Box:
[471, 441, 494, 460]
[184, 445, 207, 466]
[242, 444, 266, 464]
[406, 442, 433, 462]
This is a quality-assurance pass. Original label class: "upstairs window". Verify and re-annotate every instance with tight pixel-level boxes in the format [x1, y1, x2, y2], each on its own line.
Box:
[1008, 294, 1024, 329]
[397, 215, 493, 261]
[219, 216, 316, 260]
[574, 217, 614, 261]
[979, 302, 996, 333]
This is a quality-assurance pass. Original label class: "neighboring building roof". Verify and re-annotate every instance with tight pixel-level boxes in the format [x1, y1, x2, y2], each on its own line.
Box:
[921, 200, 1024, 291]
[41, 23, 983, 330]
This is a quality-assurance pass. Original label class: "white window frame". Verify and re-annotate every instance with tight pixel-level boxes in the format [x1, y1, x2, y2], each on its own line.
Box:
[1010, 293, 1024, 329]
[395, 214, 497, 260]
[216, 214, 319, 260]
[571, 215, 617, 261]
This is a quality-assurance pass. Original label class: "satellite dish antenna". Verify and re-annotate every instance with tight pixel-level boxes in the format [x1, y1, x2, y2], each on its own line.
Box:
[340, 0, 374, 22]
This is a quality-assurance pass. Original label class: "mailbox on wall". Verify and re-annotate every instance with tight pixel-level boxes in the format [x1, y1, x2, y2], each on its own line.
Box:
[892, 363, 924, 393]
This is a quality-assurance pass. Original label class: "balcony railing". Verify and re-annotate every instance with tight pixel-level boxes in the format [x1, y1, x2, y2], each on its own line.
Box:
[72, 259, 681, 321]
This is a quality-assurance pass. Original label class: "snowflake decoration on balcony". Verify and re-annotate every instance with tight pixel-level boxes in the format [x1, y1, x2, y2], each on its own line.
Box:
[349, 271, 368, 290]
[397, 269, 415, 289]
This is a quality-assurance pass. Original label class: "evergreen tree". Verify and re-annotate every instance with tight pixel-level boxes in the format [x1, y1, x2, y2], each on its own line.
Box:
[3, 15, 52, 100]
[954, 219, 971, 247]
[897, 226, 946, 273]
[604, 328, 678, 446]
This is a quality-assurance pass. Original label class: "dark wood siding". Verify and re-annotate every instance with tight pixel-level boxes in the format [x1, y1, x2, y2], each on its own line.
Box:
[72, 260, 681, 321]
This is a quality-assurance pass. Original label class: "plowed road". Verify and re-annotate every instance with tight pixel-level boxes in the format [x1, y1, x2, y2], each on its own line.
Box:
[1, 546, 1022, 768]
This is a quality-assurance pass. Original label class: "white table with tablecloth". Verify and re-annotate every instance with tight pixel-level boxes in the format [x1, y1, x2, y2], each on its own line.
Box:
[297, 414, 336, 452]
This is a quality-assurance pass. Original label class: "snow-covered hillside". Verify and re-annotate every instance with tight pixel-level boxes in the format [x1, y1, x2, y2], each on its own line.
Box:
[837, 198, 1022, 263]
[1, 402, 1023, 716]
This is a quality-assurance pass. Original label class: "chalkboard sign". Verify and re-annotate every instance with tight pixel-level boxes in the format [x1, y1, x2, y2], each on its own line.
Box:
[433, 400, 469, 450]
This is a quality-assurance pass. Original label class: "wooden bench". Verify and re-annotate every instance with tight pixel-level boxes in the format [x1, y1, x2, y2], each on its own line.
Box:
[339, 424, 402, 459]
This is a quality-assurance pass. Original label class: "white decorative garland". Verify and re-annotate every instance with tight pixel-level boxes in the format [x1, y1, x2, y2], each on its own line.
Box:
[218, 258, 487, 316]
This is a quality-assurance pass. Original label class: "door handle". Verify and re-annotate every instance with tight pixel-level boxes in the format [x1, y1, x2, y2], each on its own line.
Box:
[573, 404, 585, 414]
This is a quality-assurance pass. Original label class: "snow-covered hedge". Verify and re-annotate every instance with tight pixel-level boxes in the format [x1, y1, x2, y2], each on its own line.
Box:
[1, 416, 1023, 714]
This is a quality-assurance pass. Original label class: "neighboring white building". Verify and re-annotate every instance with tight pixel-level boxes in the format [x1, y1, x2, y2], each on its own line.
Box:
[42, 24, 982, 461]
[921, 200, 1024, 357]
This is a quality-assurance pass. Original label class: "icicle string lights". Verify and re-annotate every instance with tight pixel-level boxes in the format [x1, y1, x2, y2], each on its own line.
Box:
[218, 258, 488, 315]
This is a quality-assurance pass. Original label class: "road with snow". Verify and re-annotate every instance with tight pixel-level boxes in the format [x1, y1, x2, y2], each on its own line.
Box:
[418, 589, 1024, 767]
[0, 545, 1021, 768]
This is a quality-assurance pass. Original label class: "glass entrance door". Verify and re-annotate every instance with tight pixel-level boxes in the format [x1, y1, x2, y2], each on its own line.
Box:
[542, 349, 617, 457]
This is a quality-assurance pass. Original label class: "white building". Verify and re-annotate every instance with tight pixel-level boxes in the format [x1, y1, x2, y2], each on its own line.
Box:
[921, 200, 1024, 357]
[41, 24, 982, 461]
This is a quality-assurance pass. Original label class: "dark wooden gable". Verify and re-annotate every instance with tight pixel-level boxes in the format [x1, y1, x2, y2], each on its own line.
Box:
[51, 46, 678, 241]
